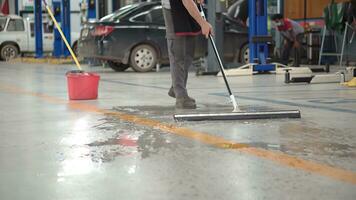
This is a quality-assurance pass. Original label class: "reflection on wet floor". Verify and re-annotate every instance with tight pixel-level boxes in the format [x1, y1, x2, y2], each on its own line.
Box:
[58, 106, 356, 173]
[86, 115, 175, 162]
[78, 106, 356, 166]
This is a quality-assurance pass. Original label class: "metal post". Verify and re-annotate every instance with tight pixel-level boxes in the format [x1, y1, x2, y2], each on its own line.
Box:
[61, 0, 71, 57]
[15, 0, 19, 15]
[87, 0, 96, 19]
[34, 0, 43, 58]
[52, 0, 62, 57]
[339, 23, 349, 68]
[318, 26, 326, 65]
[248, 0, 273, 72]
[112, 0, 120, 12]
[249, 0, 257, 63]
[97, 0, 107, 19]
[206, 0, 224, 73]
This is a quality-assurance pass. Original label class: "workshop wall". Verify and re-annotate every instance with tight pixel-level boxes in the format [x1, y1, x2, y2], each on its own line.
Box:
[284, 0, 349, 19]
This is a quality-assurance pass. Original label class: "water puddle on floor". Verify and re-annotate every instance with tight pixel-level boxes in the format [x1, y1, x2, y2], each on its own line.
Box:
[83, 115, 177, 163]
[58, 107, 355, 172]
[112, 106, 355, 156]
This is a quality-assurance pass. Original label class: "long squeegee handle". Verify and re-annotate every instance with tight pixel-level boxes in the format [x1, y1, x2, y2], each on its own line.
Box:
[198, 4, 233, 96]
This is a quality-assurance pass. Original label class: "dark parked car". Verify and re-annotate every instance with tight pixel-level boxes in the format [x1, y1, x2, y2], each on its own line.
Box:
[79, 2, 250, 72]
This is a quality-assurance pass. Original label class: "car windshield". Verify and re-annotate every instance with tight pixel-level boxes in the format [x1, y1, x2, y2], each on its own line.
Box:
[100, 4, 139, 22]
[0, 17, 7, 31]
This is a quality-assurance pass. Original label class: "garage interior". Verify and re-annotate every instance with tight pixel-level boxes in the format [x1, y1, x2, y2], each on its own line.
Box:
[1, 0, 356, 200]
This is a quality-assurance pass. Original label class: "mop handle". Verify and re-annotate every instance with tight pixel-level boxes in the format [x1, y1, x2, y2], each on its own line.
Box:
[198, 4, 239, 111]
[42, 0, 82, 70]
[198, 4, 233, 96]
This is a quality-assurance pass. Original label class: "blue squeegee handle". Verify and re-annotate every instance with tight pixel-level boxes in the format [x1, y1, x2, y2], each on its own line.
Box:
[198, 4, 233, 96]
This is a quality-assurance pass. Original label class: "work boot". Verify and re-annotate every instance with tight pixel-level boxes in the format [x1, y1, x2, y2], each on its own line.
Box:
[168, 87, 196, 102]
[175, 96, 197, 109]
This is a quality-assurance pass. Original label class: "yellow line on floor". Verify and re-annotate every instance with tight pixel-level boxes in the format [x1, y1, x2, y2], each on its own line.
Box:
[1, 82, 356, 185]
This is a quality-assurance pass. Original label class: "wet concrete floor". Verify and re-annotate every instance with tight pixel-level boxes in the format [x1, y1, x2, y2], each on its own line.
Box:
[0, 62, 356, 199]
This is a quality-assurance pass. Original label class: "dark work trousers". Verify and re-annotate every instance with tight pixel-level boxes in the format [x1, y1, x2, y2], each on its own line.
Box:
[162, 8, 195, 98]
[281, 34, 303, 67]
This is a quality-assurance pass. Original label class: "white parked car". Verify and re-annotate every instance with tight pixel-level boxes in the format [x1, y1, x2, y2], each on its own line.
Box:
[0, 14, 79, 61]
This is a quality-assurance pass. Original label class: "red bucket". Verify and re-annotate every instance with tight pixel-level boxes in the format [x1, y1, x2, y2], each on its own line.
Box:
[66, 71, 100, 100]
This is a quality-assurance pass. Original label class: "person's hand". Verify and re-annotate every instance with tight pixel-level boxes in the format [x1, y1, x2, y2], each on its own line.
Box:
[293, 41, 300, 48]
[196, 0, 205, 4]
[200, 20, 213, 38]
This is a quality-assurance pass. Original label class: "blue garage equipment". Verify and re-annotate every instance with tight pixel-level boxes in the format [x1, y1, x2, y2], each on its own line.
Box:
[52, 0, 62, 57]
[87, 0, 96, 19]
[248, 0, 275, 72]
[34, 0, 43, 58]
[61, 0, 71, 57]
[202, 0, 275, 74]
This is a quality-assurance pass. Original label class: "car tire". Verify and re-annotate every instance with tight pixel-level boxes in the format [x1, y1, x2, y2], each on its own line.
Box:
[240, 44, 249, 64]
[107, 61, 130, 72]
[130, 44, 157, 72]
[0, 44, 19, 61]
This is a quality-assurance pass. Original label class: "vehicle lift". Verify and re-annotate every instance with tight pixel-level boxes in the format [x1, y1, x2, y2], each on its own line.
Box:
[247, 0, 275, 72]
[202, 0, 279, 75]
[34, 0, 43, 58]
[61, 0, 71, 57]
[34, 0, 72, 58]
[87, 0, 96, 19]
[52, 0, 62, 57]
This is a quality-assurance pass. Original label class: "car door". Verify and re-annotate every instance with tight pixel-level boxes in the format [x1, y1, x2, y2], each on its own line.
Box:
[6, 18, 28, 51]
[43, 22, 54, 52]
[28, 21, 54, 52]
[130, 6, 169, 62]
[146, 6, 169, 62]
[28, 22, 35, 51]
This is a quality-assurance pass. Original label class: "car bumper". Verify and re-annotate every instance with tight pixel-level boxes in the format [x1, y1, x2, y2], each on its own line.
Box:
[79, 37, 129, 63]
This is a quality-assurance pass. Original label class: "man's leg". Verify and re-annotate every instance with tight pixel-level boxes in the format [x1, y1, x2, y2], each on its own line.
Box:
[183, 36, 195, 88]
[282, 39, 292, 65]
[293, 35, 303, 67]
[169, 37, 189, 98]
[167, 36, 196, 102]
[163, 8, 187, 97]
[163, 8, 195, 108]
[169, 38, 196, 108]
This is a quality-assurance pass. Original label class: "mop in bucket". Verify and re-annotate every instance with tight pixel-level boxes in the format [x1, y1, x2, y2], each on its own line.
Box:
[43, 0, 100, 100]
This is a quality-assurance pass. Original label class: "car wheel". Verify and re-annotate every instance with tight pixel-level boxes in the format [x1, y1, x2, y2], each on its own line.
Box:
[0, 44, 19, 61]
[130, 44, 157, 72]
[240, 44, 250, 64]
[107, 61, 130, 72]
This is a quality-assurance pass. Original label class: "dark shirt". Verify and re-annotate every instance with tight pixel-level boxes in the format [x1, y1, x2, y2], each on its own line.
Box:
[169, 0, 201, 36]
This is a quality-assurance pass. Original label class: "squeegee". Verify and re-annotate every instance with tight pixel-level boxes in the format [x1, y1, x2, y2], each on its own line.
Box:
[173, 4, 301, 121]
